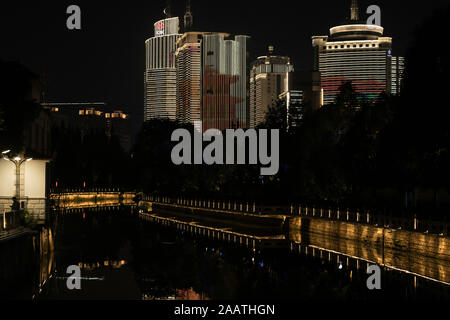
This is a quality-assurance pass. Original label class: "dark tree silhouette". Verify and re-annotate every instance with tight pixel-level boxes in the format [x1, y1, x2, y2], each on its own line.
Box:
[0, 60, 42, 153]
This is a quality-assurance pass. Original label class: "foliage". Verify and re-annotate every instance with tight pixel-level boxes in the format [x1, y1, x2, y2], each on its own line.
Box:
[50, 125, 131, 189]
[0, 60, 42, 153]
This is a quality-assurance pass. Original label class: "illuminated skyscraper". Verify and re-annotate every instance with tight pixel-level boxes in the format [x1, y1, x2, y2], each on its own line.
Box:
[176, 32, 204, 125]
[249, 46, 293, 127]
[278, 71, 322, 128]
[391, 56, 405, 96]
[312, 0, 403, 105]
[144, 17, 181, 121]
[176, 32, 249, 131]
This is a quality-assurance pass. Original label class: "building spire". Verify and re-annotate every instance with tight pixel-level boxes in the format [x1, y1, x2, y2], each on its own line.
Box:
[163, 0, 172, 18]
[184, 0, 193, 30]
[350, 0, 359, 21]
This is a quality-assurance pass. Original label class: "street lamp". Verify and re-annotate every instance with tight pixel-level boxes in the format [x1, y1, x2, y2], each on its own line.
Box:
[1, 151, 32, 198]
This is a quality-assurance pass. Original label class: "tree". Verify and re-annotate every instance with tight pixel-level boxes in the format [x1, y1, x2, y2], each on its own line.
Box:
[0, 60, 42, 153]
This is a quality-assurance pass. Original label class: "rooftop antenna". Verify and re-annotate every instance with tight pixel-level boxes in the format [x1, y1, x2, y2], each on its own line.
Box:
[163, 0, 172, 18]
[184, 0, 193, 31]
[350, 0, 359, 21]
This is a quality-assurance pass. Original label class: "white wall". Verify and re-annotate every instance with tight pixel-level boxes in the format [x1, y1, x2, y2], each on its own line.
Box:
[0, 160, 15, 198]
[24, 160, 48, 198]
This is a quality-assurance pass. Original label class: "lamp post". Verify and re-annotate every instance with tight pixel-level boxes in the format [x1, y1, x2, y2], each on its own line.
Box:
[1, 151, 32, 198]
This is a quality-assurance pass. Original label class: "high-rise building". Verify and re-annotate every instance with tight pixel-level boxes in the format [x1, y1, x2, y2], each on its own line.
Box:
[176, 32, 205, 125]
[249, 46, 293, 128]
[278, 71, 323, 127]
[144, 17, 181, 121]
[278, 90, 304, 128]
[391, 56, 405, 96]
[312, 0, 403, 105]
[175, 32, 249, 131]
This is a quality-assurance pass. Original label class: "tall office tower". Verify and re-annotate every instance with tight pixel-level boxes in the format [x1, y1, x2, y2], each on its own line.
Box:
[176, 32, 204, 124]
[278, 71, 323, 127]
[391, 56, 405, 96]
[249, 46, 294, 128]
[278, 90, 304, 128]
[144, 17, 181, 121]
[202, 34, 249, 131]
[176, 32, 249, 131]
[312, 0, 403, 105]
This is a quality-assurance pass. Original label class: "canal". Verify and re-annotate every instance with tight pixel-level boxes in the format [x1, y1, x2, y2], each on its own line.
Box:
[1, 207, 449, 300]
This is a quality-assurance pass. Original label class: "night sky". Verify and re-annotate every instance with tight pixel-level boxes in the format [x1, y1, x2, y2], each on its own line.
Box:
[1, 0, 448, 133]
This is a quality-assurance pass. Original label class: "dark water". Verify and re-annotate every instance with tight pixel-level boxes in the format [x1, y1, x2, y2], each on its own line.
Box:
[1, 207, 449, 300]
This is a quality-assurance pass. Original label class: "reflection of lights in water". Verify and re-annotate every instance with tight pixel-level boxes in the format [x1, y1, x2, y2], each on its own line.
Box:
[77, 260, 127, 270]
[252, 257, 255, 263]
[212, 248, 215, 252]
[338, 262, 343, 270]
[259, 262, 264, 267]
[220, 252, 223, 257]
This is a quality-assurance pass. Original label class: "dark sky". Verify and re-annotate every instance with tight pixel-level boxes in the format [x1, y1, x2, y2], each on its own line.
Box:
[1, 0, 448, 133]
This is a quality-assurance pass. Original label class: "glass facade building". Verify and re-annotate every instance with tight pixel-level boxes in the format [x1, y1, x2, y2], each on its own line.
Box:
[175, 32, 249, 131]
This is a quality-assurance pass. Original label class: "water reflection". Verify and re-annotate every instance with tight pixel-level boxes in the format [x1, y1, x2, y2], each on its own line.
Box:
[0, 226, 54, 299]
[290, 227, 450, 285]
[1, 207, 449, 300]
